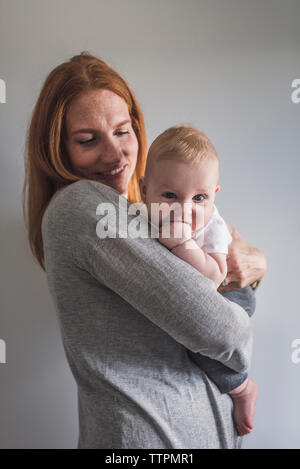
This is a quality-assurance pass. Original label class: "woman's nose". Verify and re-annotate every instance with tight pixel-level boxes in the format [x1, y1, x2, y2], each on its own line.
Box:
[98, 136, 122, 164]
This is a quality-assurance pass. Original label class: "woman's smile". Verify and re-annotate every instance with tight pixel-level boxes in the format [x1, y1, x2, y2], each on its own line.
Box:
[95, 163, 128, 178]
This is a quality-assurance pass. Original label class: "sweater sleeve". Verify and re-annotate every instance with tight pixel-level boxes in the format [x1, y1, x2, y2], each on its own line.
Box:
[47, 180, 253, 374]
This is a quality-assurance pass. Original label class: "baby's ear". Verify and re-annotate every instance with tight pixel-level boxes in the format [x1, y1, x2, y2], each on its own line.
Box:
[139, 176, 146, 202]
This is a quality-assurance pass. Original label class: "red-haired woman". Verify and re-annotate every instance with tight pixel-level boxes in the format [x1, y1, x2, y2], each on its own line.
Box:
[23, 52, 266, 449]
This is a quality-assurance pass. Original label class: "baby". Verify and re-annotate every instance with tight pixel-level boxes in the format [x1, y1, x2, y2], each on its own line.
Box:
[139, 124, 258, 437]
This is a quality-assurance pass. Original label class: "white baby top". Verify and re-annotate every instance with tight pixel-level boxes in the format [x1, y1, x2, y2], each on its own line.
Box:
[192, 204, 232, 254]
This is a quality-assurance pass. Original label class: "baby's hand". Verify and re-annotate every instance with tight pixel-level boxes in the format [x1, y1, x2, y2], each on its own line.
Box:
[158, 220, 192, 250]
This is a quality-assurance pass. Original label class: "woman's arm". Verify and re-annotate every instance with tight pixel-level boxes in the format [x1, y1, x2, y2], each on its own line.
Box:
[50, 180, 253, 373]
[218, 221, 267, 293]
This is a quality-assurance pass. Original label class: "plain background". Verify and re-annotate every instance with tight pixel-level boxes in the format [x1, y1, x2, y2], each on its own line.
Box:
[0, 0, 299, 449]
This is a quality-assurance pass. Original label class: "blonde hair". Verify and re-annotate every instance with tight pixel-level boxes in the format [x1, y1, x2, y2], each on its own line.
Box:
[22, 52, 147, 271]
[144, 124, 219, 183]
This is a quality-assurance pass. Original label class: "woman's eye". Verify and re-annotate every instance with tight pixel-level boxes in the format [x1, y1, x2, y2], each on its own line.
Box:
[78, 131, 129, 145]
[193, 194, 205, 202]
[162, 192, 176, 199]
[79, 138, 96, 145]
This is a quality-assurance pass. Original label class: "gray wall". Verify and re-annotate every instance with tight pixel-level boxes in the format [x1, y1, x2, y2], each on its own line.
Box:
[0, 0, 299, 449]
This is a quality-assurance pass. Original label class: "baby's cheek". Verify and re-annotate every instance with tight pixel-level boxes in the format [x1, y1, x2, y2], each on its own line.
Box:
[146, 202, 163, 227]
[193, 208, 206, 231]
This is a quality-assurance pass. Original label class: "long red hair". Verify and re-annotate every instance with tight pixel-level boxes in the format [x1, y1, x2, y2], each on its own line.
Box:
[22, 52, 148, 271]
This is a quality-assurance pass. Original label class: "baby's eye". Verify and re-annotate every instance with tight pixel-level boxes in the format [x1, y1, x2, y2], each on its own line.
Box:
[162, 192, 176, 199]
[193, 194, 205, 202]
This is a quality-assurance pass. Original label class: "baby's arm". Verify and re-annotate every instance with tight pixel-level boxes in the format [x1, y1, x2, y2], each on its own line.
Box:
[171, 239, 227, 288]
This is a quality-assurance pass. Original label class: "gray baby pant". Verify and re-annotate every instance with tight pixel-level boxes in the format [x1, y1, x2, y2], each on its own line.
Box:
[187, 286, 256, 393]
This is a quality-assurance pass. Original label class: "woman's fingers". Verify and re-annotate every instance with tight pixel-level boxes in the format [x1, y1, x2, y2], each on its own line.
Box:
[218, 247, 266, 293]
[218, 278, 244, 293]
[219, 225, 267, 293]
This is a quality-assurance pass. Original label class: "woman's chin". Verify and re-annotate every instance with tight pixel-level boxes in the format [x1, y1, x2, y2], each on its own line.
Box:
[93, 173, 129, 196]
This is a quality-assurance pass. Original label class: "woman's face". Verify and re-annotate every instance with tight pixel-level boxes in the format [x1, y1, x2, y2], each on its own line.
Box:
[64, 89, 139, 197]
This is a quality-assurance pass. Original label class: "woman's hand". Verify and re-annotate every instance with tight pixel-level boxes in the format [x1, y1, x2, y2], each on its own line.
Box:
[217, 223, 267, 293]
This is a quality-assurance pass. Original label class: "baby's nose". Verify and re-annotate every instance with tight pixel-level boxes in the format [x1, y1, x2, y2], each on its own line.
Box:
[180, 203, 193, 224]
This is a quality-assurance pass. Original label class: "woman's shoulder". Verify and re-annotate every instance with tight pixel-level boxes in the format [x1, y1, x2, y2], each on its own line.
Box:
[41, 179, 130, 249]
[44, 179, 126, 222]
[52, 179, 123, 207]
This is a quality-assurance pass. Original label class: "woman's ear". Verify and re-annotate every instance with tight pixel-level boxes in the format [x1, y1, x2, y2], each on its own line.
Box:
[139, 176, 146, 202]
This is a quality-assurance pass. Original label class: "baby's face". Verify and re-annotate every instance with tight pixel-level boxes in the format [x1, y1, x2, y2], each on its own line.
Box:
[140, 158, 220, 232]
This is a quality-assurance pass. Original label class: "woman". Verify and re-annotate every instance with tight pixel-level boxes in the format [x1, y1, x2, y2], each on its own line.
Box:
[22, 52, 267, 449]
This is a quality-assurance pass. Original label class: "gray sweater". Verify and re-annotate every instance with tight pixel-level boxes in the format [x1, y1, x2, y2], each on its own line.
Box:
[41, 179, 252, 449]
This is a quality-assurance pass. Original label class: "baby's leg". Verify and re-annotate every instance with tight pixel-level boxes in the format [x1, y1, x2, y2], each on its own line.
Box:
[187, 285, 258, 436]
[229, 378, 258, 437]
[221, 287, 258, 435]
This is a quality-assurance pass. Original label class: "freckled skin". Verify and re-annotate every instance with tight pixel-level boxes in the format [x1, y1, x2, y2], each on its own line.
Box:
[64, 89, 139, 198]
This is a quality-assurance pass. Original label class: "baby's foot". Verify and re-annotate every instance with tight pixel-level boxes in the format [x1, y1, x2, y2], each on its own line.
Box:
[229, 379, 258, 437]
